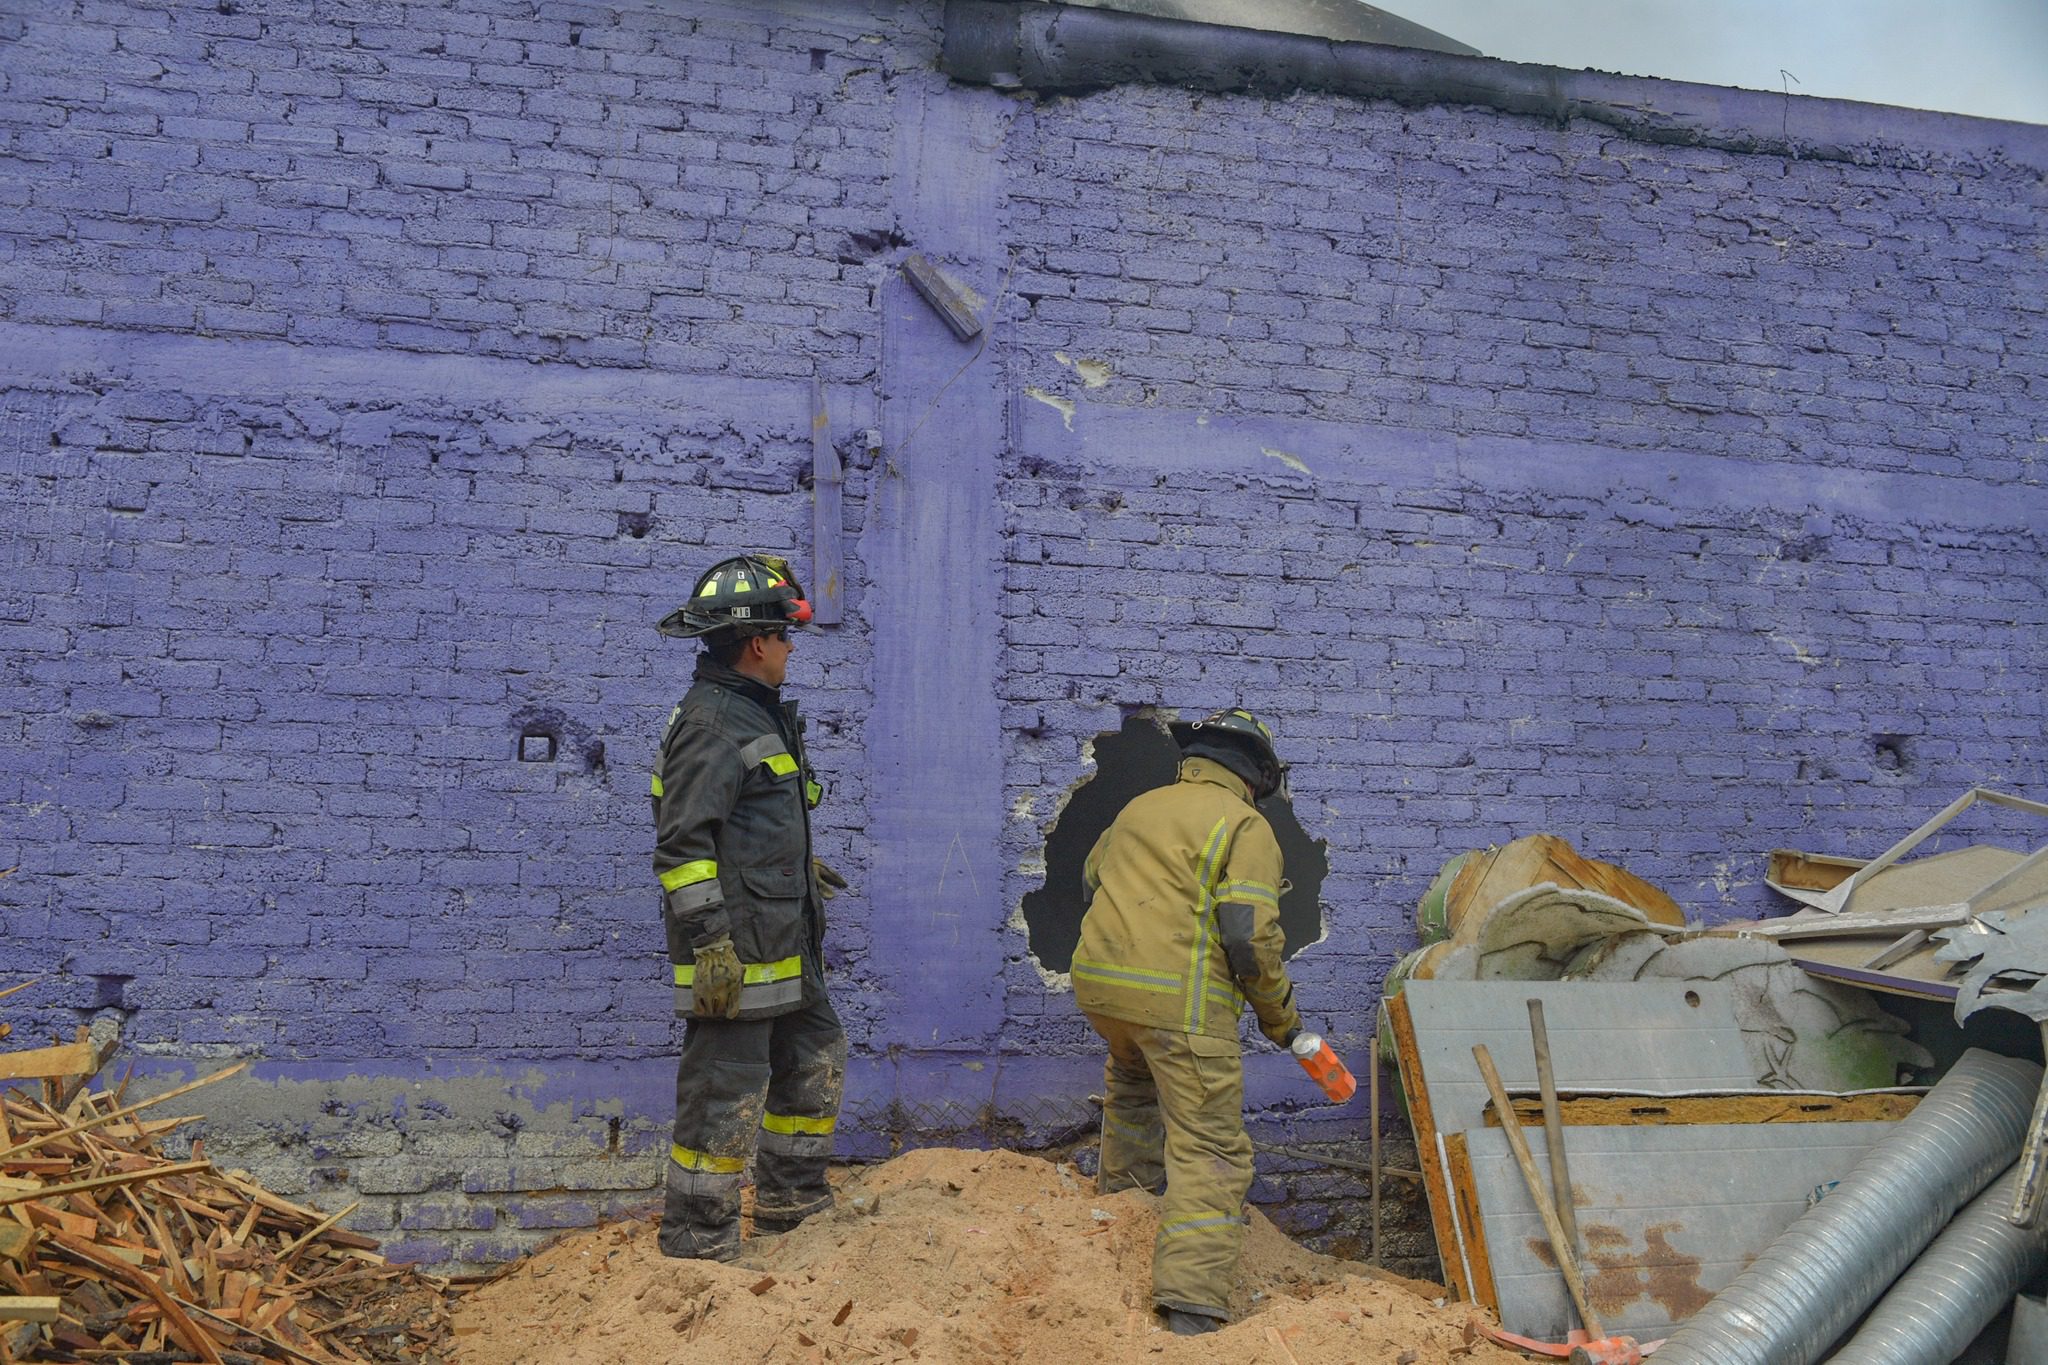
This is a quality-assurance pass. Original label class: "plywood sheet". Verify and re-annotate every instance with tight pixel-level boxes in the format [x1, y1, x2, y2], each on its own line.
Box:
[1466, 1119, 1900, 1340]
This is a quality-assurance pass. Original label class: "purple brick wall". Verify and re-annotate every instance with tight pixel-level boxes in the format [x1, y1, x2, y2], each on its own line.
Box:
[2, 0, 2044, 1265]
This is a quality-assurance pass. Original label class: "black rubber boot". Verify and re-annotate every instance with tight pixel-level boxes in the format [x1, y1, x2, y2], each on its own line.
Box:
[1163, 1309, 1222, 1336]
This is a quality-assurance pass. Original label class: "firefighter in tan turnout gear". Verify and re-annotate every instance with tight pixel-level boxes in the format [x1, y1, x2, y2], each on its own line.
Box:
[1073, 708, 1303, 1335]
[651, 554, 848, 1261]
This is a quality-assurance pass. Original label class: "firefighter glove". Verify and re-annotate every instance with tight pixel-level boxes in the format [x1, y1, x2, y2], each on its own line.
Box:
[1256, 984, 1302, 1049]
[691, 936, 744, 1019]
[814, 858, 848, 903]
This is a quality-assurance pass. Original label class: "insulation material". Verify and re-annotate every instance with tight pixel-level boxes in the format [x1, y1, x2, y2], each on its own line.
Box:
[1430, 885, 1672, 982]
[1568, 934, 1929, 1091]
[1442, 835, 1685, 937]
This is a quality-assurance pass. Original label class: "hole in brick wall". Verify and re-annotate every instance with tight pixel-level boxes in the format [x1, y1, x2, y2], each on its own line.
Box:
[519, 730, 557, 763]
[1023, 716, 1326, 976]
[568, 25, 582, 45]
[837, 227, 908, 264]
[811, 48, 828, 71]
[618, 511, 653, 539]
[1872, 734, 1912, 776]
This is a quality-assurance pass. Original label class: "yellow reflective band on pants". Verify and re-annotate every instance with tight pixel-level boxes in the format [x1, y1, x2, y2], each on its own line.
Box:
[1086, 1012, 1252, 1320]
[671, 1142, 747, 1174]
[1161, 1210, 1247, 1238]
[762, 1112, 835, 1135]
[673, 955, 803, 1015]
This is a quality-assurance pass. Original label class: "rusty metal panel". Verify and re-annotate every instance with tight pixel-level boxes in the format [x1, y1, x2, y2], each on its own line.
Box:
[1467, 1119, 1901, 1340]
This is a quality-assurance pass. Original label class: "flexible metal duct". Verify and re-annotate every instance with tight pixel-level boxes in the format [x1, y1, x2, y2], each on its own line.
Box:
[1653, 1049, 2041, 1365]
[1824, 1162, 2048, 1364]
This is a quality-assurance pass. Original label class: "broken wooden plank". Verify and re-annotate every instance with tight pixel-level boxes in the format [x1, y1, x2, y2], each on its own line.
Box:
[901, 253, 984, 340]
[0, 1038, 97, 1084]
[1488, 1092, 1923, 1128]
[278, 1201, 360, 1266]
[1865, 929, 1931, 971]
[1743, 907, 1972, 940]
[0, 1160, 211, 1209]
[0, 1063, 247, 1160]
[0, 1296, 57, 1323]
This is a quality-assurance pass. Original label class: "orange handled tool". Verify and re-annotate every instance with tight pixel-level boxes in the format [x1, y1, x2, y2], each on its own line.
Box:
[1290, 1032, 1358, 1103]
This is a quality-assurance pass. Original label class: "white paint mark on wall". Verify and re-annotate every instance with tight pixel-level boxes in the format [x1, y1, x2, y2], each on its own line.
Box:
[1262, 446, 1310, 474]
[1768, 632, 1823, 667]
[1052, 352, 1113, 388]
[1025, 387, 1076, 430]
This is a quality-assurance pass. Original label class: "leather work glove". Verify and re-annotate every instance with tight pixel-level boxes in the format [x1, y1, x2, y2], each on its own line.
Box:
[691, 936, 744, 1019]
[813, 858, 848, 903]
[1256, 985, 1302, 1049]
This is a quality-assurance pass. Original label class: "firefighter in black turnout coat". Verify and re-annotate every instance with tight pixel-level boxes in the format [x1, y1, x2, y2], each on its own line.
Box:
[651, 554, 847, 1260]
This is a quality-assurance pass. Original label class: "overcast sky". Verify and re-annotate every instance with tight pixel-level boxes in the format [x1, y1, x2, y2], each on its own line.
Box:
[1411, 0, 2048, 125]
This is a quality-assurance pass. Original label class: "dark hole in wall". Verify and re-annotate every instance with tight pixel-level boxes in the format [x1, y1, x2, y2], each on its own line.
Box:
[1023, 716, 1327, 975]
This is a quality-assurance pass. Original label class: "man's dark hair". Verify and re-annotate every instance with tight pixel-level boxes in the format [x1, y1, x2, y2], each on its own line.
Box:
[704, 631, 750, 668]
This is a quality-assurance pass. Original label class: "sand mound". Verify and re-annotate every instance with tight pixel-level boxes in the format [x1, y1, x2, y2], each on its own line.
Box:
[451, 1147, 1521, 1365]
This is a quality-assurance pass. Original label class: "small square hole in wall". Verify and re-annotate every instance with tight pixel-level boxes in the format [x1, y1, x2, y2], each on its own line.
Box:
[519, 732, 557, 763]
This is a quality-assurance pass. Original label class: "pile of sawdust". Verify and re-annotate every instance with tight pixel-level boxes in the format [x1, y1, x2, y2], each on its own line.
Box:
[451, 1148, 1521, 1365]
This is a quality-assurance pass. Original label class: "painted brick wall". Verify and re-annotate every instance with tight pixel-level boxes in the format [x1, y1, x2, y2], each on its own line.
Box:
[2, 0, 2043, 1270]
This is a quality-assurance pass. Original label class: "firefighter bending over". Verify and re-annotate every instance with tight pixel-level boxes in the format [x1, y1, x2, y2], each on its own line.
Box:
[1072, 708, 1303, 1335]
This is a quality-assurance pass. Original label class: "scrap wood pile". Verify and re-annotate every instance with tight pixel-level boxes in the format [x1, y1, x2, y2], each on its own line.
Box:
[0, 1042, 456, 1365]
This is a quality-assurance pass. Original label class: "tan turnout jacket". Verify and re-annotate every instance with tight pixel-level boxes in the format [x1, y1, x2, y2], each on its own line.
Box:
[1072, 757, 1296, 1041]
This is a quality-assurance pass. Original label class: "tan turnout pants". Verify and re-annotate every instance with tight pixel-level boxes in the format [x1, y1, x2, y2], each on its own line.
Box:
[1086, 1012, 1253, 1322]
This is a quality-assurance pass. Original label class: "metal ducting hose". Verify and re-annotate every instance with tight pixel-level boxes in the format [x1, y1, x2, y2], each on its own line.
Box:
[1653, 1049, 2042, 1365]
[1824, 1161, 2048, 1364]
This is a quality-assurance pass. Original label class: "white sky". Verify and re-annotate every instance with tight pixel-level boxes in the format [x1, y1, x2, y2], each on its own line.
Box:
[1410, 0, 2048, 125]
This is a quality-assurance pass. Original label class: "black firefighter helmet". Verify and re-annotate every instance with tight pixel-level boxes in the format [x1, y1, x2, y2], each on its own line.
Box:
[657, 554, 813, 640]
[1169, 707, 1288, 801]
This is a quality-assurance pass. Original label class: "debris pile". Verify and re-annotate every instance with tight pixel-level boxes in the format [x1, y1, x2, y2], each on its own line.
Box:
[0, 1056, 455, 1364]
[1382, 794, 2048, 1363]
[450, 1147, 1522, 1365]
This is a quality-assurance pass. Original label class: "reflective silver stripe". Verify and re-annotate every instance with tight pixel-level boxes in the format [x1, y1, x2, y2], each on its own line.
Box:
[673, 974, 805, 1017]
[666, 879, 723, 913]
[740, 976, 804, 1010]
[1159, 1212, 1246, 1238]
[758, 1126, 835, 1159]
[738, 735, 793, 770]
